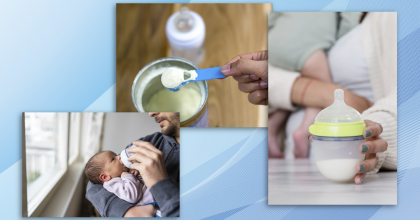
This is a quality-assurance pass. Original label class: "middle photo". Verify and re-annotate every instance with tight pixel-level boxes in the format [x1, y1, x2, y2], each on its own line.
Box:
[116, 3, 272, 127]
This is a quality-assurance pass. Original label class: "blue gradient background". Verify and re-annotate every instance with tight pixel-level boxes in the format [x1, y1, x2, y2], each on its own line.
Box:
[1, 0, 419, 219]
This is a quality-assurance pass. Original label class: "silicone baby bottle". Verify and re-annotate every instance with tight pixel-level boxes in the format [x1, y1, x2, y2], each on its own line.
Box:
[120, 145, 139, 169]
[309, 89, 366, 181]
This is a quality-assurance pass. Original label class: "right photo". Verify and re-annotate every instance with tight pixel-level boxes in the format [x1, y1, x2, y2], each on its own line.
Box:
[268, 12, 397, 205]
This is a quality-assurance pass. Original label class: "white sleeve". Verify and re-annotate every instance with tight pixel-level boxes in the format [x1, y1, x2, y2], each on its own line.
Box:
[362, 88, 397, 174]
[268, 64, 300, 111]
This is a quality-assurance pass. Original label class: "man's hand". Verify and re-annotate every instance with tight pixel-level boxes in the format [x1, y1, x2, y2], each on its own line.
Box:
[128, 169, 139, 176]
[127, 141, 169, 189]
[123, 205, 156, 217]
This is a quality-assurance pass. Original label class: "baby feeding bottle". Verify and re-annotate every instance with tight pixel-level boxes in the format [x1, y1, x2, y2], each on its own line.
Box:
[309, 89, 366, 181]
[120, 145, 139, 169]
[166, 7, 205, 65]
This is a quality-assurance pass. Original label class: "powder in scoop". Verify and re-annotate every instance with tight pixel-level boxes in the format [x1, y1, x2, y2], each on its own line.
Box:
[161, 67, 198, 89]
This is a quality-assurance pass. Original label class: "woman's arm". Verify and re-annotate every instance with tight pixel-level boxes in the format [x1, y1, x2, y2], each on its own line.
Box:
[291, 76, 372, 113]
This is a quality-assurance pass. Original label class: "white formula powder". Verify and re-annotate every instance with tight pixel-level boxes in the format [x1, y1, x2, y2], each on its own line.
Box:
[144, 83, 201, 122]
[316, 159, 362, 181]
[161, 67, 198, 89]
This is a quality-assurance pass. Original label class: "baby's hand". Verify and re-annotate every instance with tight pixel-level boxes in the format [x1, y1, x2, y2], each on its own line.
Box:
[121, 171, 130, 176]
[129, 169, 140, 176]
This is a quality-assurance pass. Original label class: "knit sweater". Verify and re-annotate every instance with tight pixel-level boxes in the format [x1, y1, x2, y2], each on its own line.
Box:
[360, 12, 397, 173]
[268, 12, 397, 173]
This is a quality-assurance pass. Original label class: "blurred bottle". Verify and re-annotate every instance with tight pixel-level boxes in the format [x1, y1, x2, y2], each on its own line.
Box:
[166, 7, 205, 65]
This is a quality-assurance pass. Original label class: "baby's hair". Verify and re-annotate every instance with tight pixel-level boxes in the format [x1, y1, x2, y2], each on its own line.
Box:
[85, 151, 107, 184]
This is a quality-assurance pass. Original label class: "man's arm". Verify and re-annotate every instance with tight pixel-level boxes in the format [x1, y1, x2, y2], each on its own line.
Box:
[149, 178, 180, 217]
[128, 141, 180, 217]
[85, 181, 134, 217]
[123, 204, 157, 217]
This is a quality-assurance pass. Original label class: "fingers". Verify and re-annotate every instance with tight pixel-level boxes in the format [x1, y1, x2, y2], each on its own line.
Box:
[248, 89, 268, 105]
[359, 137, 388, 154]
[221, 59, 268, 82]
[238, 80, 268, 93]
[355, 172, 366, 185]
[355, 153, 378, 174]
[309, 135, 313, 142]
[129, 169, 139, 176]
[363, 120, 383, 139]
[128, 141, 163, 164]
[224, 50, 268, 65]
[130, 141, 160, 154]
[233, 75, 260, 83]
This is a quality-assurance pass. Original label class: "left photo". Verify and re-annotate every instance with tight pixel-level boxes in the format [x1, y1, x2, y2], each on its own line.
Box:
[22, 112, 180, 217]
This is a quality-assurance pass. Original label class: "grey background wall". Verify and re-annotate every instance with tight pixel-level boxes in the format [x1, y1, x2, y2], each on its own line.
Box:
[101, 113, 161, 153]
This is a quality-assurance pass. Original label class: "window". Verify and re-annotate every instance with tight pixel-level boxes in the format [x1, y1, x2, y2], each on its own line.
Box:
[25, 113, 68, 216]
[23, 112, 105, 217]
[68, 113, 81, 165]
[81, 112, 105, 163]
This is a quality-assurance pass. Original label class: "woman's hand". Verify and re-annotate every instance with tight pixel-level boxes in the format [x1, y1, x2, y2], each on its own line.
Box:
[127, 141, 169, 189]
[220, 50, 268, 105]
[354, 120, 387, 184]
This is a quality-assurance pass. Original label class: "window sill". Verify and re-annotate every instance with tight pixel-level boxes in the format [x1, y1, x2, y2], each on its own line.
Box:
[38, 160, 85, 217]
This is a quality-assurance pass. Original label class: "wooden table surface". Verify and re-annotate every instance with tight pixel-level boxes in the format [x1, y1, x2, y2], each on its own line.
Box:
[116, 4, 271, 127]
[268, 159, 397, 205]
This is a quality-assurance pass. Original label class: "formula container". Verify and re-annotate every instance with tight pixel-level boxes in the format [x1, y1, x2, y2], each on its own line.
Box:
[166, 7, 205, 65]
[309, 89, 366, 181]
[132, 57, 209, 127]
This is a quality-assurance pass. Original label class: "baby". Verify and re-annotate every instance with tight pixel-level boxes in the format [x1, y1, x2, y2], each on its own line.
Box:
[85, 150, 160, 217]
[268, 12, 363, 158]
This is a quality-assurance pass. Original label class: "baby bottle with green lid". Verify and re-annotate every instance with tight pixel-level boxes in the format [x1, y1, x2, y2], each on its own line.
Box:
[309, 89, 366, 181]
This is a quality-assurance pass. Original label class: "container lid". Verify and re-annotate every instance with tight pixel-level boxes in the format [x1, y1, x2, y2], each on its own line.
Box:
[309, 89, 366, 137]
[166, 7, 205, 49]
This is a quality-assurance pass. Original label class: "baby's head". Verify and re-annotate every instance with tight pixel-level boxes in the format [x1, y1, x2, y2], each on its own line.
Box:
[85, 150, 129, 184]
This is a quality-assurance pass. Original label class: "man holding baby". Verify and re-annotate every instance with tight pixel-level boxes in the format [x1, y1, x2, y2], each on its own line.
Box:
[85, 112, 180, 217]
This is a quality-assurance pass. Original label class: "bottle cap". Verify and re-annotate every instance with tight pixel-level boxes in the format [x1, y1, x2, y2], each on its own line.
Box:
[309, 89, 366, 137]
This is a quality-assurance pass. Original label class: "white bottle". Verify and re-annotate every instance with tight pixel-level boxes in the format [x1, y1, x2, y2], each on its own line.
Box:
[166, 7, 205, 65]
[120, 145, 138, 169]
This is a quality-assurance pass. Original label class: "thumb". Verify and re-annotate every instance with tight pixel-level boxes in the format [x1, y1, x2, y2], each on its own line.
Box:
[221, 59, 268, 82]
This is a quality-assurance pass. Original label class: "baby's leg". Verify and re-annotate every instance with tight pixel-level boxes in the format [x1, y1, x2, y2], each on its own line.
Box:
[294, 50, 331, 158]
[293, 107, 320, 158]
[269, 110, 288, 158]
[301, 49, 332, 82]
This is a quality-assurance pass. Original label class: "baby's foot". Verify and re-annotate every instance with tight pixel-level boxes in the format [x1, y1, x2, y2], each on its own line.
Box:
[268, 110, 287, 158]
[269, 133, 284, 158]
[293, 128, 309, 158]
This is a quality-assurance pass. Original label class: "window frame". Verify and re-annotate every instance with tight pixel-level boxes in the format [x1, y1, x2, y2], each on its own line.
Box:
[68, 113, 81, 165]
[23, 112, 69, 217]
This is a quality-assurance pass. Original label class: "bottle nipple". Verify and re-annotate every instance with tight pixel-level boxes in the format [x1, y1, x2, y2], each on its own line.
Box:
[175, 7, 194, 32]
[334, 89, 345, 104]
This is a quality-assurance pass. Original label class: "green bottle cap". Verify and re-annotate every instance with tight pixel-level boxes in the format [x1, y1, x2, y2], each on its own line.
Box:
[309, 89, 366, 137]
